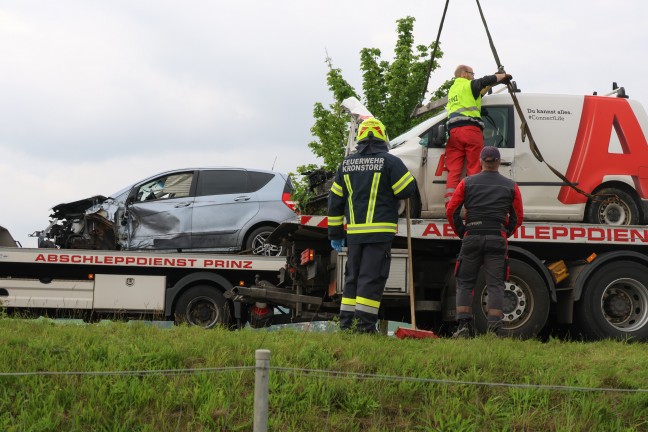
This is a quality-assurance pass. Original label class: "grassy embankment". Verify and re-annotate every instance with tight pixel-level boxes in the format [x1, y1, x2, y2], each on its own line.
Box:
[1, 318, 648, 431]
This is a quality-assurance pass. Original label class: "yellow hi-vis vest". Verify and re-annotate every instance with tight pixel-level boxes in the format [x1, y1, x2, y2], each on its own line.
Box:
[446, 77, 482, 121]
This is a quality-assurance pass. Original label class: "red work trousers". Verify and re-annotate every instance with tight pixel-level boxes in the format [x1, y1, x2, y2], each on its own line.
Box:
[444, 125, 484, 203]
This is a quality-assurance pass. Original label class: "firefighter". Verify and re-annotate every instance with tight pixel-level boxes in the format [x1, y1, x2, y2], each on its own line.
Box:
[444, 65, 512, 205]
[328, 117, 416, 333]
[445, 146, 523, 337]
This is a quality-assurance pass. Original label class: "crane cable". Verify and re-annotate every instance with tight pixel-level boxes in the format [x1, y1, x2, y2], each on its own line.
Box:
[475, 0, 594, 200]
[410, 0, 450, 119]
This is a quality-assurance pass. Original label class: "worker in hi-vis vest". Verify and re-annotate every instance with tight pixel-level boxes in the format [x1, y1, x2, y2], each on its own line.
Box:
[328, 118, 416, 334]
[444, 65, 511, 205]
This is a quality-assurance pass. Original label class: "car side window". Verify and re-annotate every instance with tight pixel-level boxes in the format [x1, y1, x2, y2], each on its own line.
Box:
[196, 170, 249, 196]
[482, 106, 514, 149]
[247, 172, 274, 192]
[136, 173, 194, 202]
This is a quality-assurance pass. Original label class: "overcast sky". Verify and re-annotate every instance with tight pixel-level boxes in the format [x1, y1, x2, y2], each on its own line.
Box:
[1, 0, 647, 247]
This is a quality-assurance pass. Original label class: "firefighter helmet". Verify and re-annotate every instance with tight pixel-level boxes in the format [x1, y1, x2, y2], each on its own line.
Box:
[356, 118, 387, 143]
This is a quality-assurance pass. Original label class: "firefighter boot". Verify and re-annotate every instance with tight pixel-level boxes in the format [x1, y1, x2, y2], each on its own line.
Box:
[452, 318, 475, 339]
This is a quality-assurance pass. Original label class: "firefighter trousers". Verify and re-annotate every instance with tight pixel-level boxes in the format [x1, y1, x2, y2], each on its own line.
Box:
[339, 241, 392, 333]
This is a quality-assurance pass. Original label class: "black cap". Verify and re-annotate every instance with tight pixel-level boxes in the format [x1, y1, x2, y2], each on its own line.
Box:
[480, 146, 500, 161]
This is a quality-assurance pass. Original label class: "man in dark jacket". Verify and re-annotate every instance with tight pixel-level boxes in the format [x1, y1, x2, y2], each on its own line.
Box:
[444, 65, 511, 205]
[445, 146, 523, 337]
[328, 117, 416, 333]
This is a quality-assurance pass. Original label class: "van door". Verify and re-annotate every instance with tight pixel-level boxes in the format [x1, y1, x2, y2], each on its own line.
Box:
[125, 171, 195, 250]
[191, 169, 260, 250]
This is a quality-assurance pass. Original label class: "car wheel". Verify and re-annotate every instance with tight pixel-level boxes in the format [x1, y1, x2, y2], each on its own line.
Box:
[585, 187, 640, 226]
[245, 226, 283, 256]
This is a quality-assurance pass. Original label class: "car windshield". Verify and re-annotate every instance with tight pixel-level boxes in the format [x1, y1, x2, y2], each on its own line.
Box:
[390, 110, 447, 149]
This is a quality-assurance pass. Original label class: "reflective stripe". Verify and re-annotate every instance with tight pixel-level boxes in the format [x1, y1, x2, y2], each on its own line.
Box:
[343, 174, 355, 224]
[340, 304, 355, 313]
[340, 297, 356, 312]
[392, 172, 414, 194]
[328, 215, 344, 226]
[330, 181, 343, 197]
[341, 297, 356, 306]
[357, 296, 380, 309]
[366, 172, 381, 224]
[347, 223, 397, 234]
[356, 296, 380, 315]
[451, 106, 479, 115]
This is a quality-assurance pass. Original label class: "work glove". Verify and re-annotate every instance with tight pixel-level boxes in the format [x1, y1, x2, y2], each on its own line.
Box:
[502, 74, 513, 84]
[455, 226, 466, 239]
[330, 238, 345, 252]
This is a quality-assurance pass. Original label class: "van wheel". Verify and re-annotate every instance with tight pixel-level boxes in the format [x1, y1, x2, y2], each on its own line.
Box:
[585, 187, 640, 226]
[174, 285, 230, 329]
[576, 261, 648, 340]
[246, 226, 283, 256]
[473, 259, 550, 338]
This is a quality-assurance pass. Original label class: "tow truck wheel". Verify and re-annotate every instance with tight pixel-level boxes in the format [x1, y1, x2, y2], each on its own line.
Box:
[473, 259, 550, 338]
[576, 261, 648, 340]
[245, 226, 284, 256]
[585, 187, 640, 226]
[174, 285, 230, 329]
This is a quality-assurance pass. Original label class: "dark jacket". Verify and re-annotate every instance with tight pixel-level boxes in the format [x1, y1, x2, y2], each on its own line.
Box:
[328, 140, 416, 244]
[446, 170, 523, 238]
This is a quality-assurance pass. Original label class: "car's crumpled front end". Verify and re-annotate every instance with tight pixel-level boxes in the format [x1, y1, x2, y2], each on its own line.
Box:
[34, 194, 127, 250]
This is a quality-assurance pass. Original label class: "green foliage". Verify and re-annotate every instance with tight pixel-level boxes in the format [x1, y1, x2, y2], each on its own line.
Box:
[294, 16, 451, 213]
[3, 319, 648, 431]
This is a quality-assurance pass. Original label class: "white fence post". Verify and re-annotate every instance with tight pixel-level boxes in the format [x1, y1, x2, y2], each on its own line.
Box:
[253, 349, 271, 432]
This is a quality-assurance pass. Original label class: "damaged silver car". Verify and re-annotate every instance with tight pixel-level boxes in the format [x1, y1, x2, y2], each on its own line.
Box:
[34, 168, 297, 255]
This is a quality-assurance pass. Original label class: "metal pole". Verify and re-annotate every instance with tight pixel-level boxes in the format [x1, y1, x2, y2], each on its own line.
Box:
[253, 349, 271, 432]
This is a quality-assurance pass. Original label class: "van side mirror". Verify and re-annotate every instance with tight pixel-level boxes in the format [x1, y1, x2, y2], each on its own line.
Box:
[430, 123, 447, 147]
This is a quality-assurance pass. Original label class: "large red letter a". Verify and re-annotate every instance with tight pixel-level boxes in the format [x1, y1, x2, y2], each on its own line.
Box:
[559, 97, 648, 204]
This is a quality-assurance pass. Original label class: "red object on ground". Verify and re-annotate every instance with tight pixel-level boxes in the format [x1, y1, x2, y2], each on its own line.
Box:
[394, 326, 439, 339]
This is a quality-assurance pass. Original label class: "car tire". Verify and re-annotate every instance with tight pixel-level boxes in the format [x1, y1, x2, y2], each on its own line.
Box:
[585, 187, 640, 226]
[245, 225, 284, 256]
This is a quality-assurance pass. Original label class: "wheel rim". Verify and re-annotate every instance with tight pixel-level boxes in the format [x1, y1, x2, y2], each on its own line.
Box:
[600, 278, 648, 332]
[251, 231, 283, 256]
[185, 296, 221, 328]
[598, 197, 631, 225]
[481, 277, 533, 330]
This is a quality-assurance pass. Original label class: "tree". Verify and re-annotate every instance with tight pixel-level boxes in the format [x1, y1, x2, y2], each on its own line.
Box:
[291, 16, 451, 214]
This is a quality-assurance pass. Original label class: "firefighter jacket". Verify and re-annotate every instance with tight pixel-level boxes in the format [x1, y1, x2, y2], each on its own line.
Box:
[328, 140, 416, 244]
[446, 75, 498, 131]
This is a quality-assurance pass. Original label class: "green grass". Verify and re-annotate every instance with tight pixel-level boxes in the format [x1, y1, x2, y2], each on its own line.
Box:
[1, 318, 648, 431]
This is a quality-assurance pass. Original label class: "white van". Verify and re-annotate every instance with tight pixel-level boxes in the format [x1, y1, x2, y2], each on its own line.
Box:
[389, 89, 648, 225]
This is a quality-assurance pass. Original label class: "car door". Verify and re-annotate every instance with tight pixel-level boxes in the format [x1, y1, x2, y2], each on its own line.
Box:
[191, 169, 260, 249]
[417, 105, 516, 218]
[124, 171, 195, 250]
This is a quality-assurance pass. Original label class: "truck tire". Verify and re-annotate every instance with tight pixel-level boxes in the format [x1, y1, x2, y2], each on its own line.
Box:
[585, 187, 640, 226]
[174, 285, 230, 329]
[473, 259, 550, 338]
[245, 226, 284, 256]
[575, 261, 648, 340]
